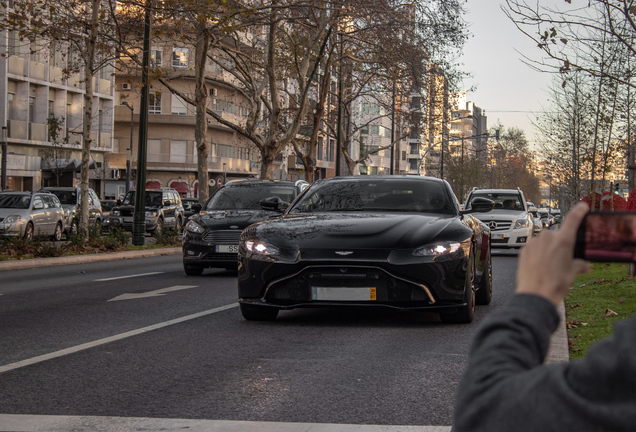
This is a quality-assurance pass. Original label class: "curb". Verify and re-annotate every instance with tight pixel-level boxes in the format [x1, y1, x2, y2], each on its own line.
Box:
[0, 247, 181, 272]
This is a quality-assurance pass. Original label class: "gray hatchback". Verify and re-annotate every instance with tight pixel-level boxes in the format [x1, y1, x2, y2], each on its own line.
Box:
[0, 191, 65, 240]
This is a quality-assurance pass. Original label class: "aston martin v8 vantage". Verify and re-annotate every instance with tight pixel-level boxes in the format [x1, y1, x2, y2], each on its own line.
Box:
[237, 175, 494, 324]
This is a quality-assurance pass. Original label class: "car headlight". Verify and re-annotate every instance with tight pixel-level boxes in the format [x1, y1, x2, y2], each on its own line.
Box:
[185, 221, 205, 234]
[145, 210, 158, 218]
[513, 217, 532, 229]
[244, 239, 280, 256]
[111, 210, 120, 216]
[3, 215, 23, 224]
[413, 241, 462, 257]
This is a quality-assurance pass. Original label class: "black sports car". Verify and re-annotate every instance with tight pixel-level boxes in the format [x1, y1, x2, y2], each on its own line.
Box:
[182, 179, 309, 275]
[238, 175, 494, 323]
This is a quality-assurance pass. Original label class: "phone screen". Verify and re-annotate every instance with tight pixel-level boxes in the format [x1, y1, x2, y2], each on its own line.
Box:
[575, 211, 636, 262]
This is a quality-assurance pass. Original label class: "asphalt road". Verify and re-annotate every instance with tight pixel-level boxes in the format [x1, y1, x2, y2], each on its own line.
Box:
[0, 250, 521, 430]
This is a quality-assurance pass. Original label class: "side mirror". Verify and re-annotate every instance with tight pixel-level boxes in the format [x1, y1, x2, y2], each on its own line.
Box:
[260, 196, 285, 212]
[33, 202, 44, 210]
[193, 203, 202, 213]
[461, 197, 495, 214]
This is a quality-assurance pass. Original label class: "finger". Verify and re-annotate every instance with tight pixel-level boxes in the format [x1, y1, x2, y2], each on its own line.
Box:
[559, 202, 589, 241]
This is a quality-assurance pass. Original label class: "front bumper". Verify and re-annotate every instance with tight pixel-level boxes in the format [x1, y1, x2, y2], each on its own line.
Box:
[0, 221, 27, 237]
[182, 229, 241, 269]
[237, 254, 469, 311]
[490, 228, 532, 248]
[102, 216, 147, 232]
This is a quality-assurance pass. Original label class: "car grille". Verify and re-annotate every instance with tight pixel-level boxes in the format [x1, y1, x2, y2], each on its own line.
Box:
[485, 220, 512, 231]
[491, 238, 509, 244]
[265, 266, 432, 303]
[120, 209, 134, 217]
[204, 253, 237, 262]
[202, 230, 242, 244]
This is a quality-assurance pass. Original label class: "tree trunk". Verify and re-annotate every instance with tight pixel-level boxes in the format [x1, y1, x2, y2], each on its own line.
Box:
[194, 24, 210, 203]
[80, 0, 100, 238]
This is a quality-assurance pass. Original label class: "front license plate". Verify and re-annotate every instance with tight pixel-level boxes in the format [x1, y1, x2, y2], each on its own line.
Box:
[216, 244, 238, 253]
[311, 287, 377, 301]
[492, 234, 504, 240]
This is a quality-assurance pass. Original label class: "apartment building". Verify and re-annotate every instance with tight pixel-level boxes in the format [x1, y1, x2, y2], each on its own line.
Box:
[110, 43, 261, 199]
[0, 31, 114, 193]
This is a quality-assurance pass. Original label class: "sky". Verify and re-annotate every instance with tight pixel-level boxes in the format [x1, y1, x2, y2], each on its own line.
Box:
[458, 1, 560, 149]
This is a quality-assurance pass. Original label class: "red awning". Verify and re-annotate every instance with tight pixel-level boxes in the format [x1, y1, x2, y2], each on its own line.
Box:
[170, 182, 189, 194]
[146, 181, 161, 189]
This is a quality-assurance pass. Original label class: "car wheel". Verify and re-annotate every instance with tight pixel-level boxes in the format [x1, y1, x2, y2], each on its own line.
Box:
[475, 249, 492, 306]
[183, 263, 204, 276]
[52, 222, 63, 241]
[441, 254, 475, 324]
[70, 220, 78, 235]
[24, 222, 34, 240]
[240, 303, 279, 321]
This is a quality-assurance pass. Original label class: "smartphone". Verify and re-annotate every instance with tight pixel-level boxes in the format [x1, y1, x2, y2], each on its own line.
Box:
[575, 211, 636, 262]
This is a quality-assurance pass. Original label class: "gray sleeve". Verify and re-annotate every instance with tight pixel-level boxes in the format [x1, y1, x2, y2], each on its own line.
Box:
[453, 294, 636, 432]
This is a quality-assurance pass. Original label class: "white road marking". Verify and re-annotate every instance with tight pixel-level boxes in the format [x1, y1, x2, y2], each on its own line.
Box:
[0, 414, 452, 432]
[108, 285, 198, 301]
[0, 303, 238, 374]
[94, 272, 163, 281]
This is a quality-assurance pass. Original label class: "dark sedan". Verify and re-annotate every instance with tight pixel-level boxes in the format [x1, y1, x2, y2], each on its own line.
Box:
[182, 179, 309, 275]
[237, 175, 494, 324]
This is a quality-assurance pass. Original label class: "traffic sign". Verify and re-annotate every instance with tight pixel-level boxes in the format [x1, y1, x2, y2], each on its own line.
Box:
[217, 178, 223, 187]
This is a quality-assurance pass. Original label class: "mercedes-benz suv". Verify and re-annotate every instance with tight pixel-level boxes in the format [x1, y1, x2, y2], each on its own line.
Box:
[464, 188, 533, 248]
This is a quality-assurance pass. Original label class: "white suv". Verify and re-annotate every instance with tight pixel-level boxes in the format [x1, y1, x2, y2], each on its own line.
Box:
[464, 188, 534, 248]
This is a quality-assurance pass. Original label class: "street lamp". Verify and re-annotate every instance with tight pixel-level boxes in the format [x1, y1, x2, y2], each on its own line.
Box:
[121, 102, 134, 194]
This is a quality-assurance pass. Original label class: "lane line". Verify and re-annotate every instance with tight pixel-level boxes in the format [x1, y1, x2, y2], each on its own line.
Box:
[0, 414, 452, 431]
[93, 272, 163, 282]
[94, 272, 163, 281]
[0, 303, 238, 374]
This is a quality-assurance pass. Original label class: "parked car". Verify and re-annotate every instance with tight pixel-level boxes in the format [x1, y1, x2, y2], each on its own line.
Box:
[182, 179, 309, 275]
[0, 191, 65, 240]
[237, 175, 494, 323]
[103, 188, 184, 234]
[550, 208, 562, 224]
[464, 187, 533, 248]
[181, 198, 200, 222]
[100, 199, 117, 217]
[40, 187, 102, 234]
[528, 206, 543, 236]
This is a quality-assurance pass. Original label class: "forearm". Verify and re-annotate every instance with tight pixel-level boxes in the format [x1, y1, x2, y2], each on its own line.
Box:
[454, 294, 559, 431]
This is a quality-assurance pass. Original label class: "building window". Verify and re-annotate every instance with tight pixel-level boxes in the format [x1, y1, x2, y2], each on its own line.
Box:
[171, 93, 187, 115]
[147, 139, 161, 162]
[150, 47, 162, 67]
[172, 47, 188, 68]
[317, 137, 324, 160]
[170, 140, 187, 163]
[217, 144, 234, 158]
[369, 125, 379, 135]
[7, 94, 15, 120]
[149, 92, 161, 114]
[329, 139, 335, 162]
[29, 97, 35, 123]
[360, 125, 369, 135]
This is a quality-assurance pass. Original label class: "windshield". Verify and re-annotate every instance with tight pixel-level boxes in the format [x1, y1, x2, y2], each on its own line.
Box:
[0, 194, 31, 209]
[471, 193, 523, 211]
[48, 190, 78, 205]
[122, 191, 163, 207]
[206, 184, 298, 210]
[289, 178, 455, 215]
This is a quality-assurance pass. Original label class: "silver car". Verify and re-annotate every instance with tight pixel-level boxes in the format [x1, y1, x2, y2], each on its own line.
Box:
[40, 187, 102, 234]
[0, 191, 65, 240]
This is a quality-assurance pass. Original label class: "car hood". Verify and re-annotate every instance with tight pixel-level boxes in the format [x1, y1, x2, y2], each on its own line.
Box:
[61, 204, 78, 211]
[246, 213, 469, 250]
[194, 209, 280, 230]
[472, 209, 526, 221]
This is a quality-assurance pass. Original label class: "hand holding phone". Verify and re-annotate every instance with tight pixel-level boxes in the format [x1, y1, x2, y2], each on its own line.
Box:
[575, 211, 636, 262]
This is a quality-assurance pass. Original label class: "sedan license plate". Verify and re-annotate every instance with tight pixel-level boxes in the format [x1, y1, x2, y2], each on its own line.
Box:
[311, 287, 377, 301]
[492, 234, 504, 240]
[216, 244, 238, 253]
